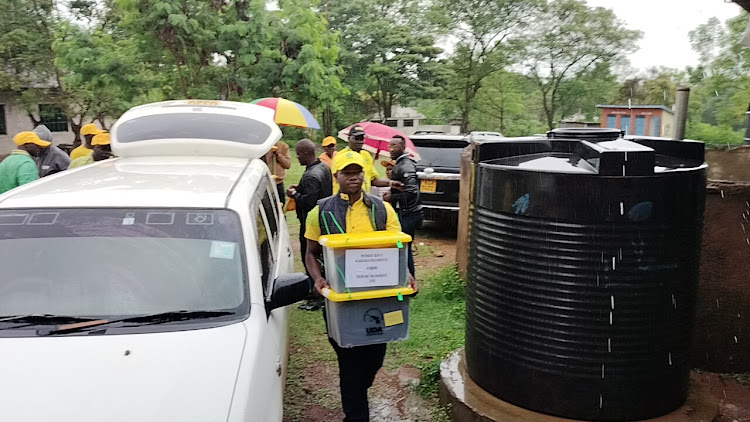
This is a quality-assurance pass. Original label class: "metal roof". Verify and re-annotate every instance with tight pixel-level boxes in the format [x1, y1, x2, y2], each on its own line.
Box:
[596, 104, 674, 113]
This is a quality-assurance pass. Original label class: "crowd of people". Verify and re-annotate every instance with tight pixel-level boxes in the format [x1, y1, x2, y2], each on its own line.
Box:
[0, 123, 112, 194]
[277, 126, 423, 422]
[0, 121, 422, 422]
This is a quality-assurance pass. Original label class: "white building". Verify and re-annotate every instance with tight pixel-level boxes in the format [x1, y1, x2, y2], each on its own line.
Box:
[0, 91, 81, 156]
[369, 106, 460, 136]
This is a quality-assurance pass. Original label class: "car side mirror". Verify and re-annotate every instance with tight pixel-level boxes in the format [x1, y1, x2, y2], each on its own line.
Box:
[266, 273, 311, 314]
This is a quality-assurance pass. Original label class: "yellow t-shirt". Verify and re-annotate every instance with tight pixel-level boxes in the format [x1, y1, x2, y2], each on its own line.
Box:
[331, 148, 380, 193]
[68, 153, 94, 169]
[304, 193, 402, 241]
[70, 145, 93, 160]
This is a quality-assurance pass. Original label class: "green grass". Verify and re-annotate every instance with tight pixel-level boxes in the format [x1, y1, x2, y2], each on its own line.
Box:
[389, 265, 466, 397]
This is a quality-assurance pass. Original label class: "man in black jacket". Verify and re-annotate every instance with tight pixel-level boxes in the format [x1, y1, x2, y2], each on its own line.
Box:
[287, 139, 333, 276]
[385, 135, 423, 277]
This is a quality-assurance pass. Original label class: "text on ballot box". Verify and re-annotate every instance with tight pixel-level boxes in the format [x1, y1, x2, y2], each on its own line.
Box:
[344, 248, 400, 288]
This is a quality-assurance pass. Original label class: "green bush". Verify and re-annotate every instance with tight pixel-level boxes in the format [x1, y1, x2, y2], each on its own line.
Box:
[686, 122, 744, 148]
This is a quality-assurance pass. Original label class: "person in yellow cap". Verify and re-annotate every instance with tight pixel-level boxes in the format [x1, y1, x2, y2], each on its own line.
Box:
[68, 133, 113, 169]
[70, 123, 103, 160]
[0, 131, 50, 194]
[319, 136, 338, 168]
[330, 125, 399, 193]
[304, 150, 417, 422]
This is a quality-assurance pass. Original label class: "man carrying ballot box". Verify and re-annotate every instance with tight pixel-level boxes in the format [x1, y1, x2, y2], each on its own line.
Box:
[305, 151, 418, 422]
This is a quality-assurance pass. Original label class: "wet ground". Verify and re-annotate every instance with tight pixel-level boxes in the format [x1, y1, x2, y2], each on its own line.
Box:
[285, 212, 750, 422]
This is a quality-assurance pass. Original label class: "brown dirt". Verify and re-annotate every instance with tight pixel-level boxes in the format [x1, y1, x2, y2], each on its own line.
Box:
[693, 183, 750, 372]
[706, 147, 750, 183]
[413, 221, 459, 275]
[695, 372, 750, 422]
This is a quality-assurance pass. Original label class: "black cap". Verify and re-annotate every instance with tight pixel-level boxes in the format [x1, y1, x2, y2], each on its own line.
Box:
[349, 125, 366, 137]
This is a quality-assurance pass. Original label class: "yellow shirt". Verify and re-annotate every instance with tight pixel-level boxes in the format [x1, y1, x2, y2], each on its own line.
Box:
[70, 145, 93, 160]
[68, 153, 94, 169]
[304, 193, 402, 241]
[331, 148, 379, 193]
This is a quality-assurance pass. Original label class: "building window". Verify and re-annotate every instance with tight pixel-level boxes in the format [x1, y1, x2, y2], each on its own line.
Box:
[635, 116, 646, 136]
[403, 119, 414, 127]
[651, 116, 661, 137]
[39, 104, 68, 132]
[0, 105, 6, 135]
[606, 114, 617, 129]
[385, 119, 398, 127]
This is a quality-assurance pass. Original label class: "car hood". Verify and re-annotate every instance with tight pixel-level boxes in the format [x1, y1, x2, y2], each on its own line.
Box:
[0, 323, 247, 422]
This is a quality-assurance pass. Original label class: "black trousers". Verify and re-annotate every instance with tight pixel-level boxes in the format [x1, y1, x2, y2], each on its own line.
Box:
[399, 212, 423, 277]
[277, 182, 285, 205]
[324, 311, 386, 422]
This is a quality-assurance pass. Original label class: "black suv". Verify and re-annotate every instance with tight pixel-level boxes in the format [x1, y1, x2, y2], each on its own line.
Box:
[412, 132, 503, 223]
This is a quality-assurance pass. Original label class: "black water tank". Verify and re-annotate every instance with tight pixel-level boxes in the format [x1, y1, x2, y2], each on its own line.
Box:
[465, 135, 707, 421]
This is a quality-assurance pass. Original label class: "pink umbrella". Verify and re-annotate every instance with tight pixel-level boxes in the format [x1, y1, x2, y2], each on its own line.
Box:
[337, 122, 421, 161]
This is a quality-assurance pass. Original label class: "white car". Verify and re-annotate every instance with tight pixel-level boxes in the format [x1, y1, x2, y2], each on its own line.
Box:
[0, 100, 309, 422]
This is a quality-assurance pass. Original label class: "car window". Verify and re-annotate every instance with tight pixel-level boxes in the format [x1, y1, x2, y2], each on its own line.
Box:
[261, 185, 279, 242]
[115, 113, 273, 145]
[255, 205, 275, 297]
[413, 140, 469, 168]
[0, 208, 248, 318]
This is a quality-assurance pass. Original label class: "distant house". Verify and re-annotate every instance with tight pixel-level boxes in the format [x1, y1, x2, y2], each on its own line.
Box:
[369, 106, 460, 136]
[0, 91, 77, 155]
[596, 104, 675, 138]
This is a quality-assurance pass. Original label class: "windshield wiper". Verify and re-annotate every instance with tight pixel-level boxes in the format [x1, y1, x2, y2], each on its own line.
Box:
[38, 310, 235, 336]
[0, 314, 99, 329]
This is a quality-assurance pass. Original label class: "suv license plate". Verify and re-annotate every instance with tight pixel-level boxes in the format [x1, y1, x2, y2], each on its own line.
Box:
[420, 179, 437, 193]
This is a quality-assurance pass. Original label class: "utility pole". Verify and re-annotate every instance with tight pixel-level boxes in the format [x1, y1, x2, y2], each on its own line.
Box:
[672, 87, 690, 141]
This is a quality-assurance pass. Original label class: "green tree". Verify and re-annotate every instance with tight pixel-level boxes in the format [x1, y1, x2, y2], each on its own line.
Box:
[434, 0, 539, 132]
[519, 0, 642, 129]
[327, 0, 442, 120]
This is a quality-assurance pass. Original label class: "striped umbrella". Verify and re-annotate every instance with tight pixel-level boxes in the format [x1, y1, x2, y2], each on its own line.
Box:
[250, 98, 321, 129]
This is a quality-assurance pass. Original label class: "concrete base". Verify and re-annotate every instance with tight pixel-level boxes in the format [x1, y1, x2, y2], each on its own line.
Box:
[439, 350, 719, 422]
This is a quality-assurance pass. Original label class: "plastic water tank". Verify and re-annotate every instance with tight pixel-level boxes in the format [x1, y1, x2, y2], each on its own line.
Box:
[465, 133, 707, 421]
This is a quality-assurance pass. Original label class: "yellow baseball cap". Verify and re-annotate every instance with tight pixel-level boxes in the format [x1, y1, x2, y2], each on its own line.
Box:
[322, 136, 337, 147]
[381, 160, 396, 167]
[91, 133, 111, 146]
[13, 131, 51, 148]
[81, 123, 102, 136]
[334, 151, 366, 173]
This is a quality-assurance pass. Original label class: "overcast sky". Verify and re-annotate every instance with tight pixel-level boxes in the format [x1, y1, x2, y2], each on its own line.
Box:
[584, 0, 743, 72]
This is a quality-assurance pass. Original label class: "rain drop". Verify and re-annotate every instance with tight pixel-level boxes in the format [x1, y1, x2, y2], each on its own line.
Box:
[717, 299, 720, 309]
[599, 394, 603, 409]
[742, 223, 747, 234]
[612, 257, 616, 270]
[735, 336, 739, 344]
[724, 390, 727, 399]
[597, 274, 600, 286]
[668, 353, 673, 366]
[747, 239, 750, 245]
[624, 151, 628, 162]
[620, 202, 624, 215]
[672, 294, 677, 309]
[611, 296, 615, 310]
[721, 190, 725, 198]
[602, 364, 605, 379]
[746, 201, 749, 208]
[608, 338, 612, 352]
[622, 165, 626, 177]
[609, 312, 613, 325]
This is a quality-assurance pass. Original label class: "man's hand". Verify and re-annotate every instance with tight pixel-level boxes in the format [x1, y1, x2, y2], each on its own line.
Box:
[408, 273, 419, 296]
[314, 277, 330, 295]
[383, 191, 392, 202]
[286, 185, 298, 198]
[389, 180, 405, 191]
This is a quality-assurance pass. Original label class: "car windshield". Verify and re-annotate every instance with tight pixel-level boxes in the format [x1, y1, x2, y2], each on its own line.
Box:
[0, 208, 247, 319]
[414, 140, 468, 169]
